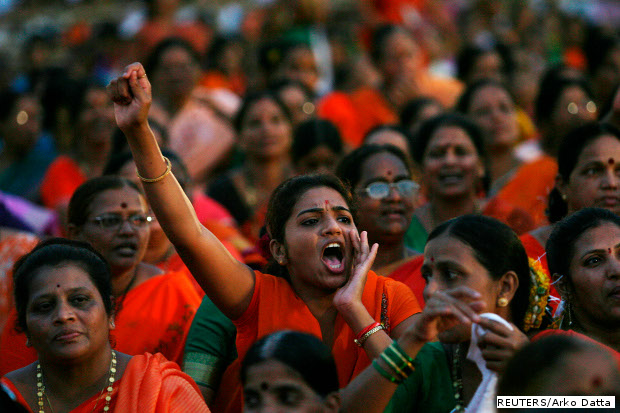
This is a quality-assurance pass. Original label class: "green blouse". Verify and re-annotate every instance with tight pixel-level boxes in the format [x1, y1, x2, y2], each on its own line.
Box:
[384, 342, 456, 413]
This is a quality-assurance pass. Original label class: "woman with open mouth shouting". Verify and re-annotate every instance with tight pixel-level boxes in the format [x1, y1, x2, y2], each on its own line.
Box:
[107, 63, 421, 412]
[0, 176, 202, 376]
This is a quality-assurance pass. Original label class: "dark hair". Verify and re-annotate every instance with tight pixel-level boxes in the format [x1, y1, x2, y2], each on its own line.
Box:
[412, 113, 490, 193]
[336, 144, 411, 191]
[547, 208, 620, 283]
[144, 37, 201, 74]
[497, 334, 611, 396]
[363, 124, 410, 147]
[204, 34, 244, 72]
[68, 176, 143, 227]
[400, 97, 442, 130]
[370, 24, 401, 66]
[240, 330, 339, 398]
[456, 42, 514, 83]
[266, 174, 354, 242]
[547, 123, 620, 223]
[13, 238, 112, 333]
[103, 148, 191, 193]
[269, 78, 315, 102]
[292, 119, 343, 164]
[428, 215, 531, 330]
[455, 78, 515, 115]
[0, 89, 20, 123]
[234, 90, 292, 133]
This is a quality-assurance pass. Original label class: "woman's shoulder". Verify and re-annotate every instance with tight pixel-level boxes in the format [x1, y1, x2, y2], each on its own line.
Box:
[2, 362, 36, 387]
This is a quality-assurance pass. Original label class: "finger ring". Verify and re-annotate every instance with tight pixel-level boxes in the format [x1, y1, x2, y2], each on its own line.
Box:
[140, 74, 147, 78]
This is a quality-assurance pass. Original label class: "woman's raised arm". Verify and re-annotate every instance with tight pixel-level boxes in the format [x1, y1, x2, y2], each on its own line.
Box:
[108, 63, 254, 319]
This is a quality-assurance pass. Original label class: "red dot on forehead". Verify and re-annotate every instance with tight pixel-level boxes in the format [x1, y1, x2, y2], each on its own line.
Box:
[609, 158, 615, 165]
[121, 202, 127, 208]
[387, 170, 393, 176]
[430, 256, 434, 262]
[56, 284, 60, 288]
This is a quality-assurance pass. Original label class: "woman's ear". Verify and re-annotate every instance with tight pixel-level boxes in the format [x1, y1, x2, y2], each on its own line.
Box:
[552, 272, 570, 299]
[269, 239, 288, 266]
[323, 391, 341, 412]
[497, 270, 519, 304]
[555, 174, 567, 200]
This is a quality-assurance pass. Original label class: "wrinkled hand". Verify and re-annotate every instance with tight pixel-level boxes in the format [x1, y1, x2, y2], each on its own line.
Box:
[107, 62, 152, 133]
[409, 287, 485, 343]
[333, 230, 378, 313]
[477, 317, 529, 373]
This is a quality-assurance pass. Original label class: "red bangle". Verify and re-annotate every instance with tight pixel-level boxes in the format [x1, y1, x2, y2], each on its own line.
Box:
[356, 322, 381, 343]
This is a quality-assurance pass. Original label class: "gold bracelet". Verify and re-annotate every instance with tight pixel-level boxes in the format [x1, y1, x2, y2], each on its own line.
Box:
[354, 324, 385, 347]
[137, 157, 172, 183]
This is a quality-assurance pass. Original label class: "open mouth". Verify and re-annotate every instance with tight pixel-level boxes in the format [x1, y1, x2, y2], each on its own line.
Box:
[439, 172, 464, 185]
[114, 241, 138, 257]
[322, 242, 346, 274]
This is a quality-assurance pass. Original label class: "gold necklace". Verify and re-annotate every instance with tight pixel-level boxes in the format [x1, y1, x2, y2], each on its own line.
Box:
[36, 350, 117, 413]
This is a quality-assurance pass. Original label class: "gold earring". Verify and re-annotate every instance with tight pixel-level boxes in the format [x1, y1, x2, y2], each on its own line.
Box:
[497, 297, 509, 307]
[561, 193, 567, 200]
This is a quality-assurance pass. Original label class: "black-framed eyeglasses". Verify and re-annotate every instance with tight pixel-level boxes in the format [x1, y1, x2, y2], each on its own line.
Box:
[359, 180, 420, 200]
[88, 213, 153, 230]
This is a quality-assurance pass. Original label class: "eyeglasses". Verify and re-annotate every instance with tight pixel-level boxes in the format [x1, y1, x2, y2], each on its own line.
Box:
[567, 101, 597, 115]
[360, 180, 420, 200]
[88, 213, 153, 230]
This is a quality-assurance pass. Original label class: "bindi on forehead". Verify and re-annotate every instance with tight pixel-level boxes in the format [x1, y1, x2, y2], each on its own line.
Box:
[430, 256, 434, 262]
[386, 169, 393, 176]
[120, 202, 128, 208]
[260, 382, 269, 391]
[56, 284, 61, 288]
[609, 158, 615, 165]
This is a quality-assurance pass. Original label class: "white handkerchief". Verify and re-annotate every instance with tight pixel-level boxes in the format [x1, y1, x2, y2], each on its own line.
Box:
[465, 313, 513, 413]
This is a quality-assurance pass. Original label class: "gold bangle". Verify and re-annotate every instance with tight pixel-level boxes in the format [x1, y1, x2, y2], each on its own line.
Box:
[137, 157, 171, 183]
[354, 324, 385, 347]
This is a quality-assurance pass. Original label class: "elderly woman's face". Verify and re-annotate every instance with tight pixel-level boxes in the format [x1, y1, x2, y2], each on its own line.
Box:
[244, 359, 338, 413]
[567, 222, 620, 328]
[72, 187, 150, 276]
[25, 263, 112, 361]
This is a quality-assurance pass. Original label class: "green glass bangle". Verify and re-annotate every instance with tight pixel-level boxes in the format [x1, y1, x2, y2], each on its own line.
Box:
[380, 352, 408, 379]
[391, 341, 415, 363]
[372, 359, 401, 384]
[385, 344, 415, 375]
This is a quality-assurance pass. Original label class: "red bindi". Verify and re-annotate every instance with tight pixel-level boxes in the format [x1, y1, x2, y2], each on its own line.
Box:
[386, 170, 393, 176]
[260, 382, 269, 391]
[609, 158, 615, 165]
[56, 284, 60, 288]
[430, 257, 434, 262]
[609, 248, 612, 254]
[121, 202, 128, 208]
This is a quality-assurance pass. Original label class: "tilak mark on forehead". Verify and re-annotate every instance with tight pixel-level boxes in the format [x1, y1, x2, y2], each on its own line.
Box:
[609, 158, 615, 165]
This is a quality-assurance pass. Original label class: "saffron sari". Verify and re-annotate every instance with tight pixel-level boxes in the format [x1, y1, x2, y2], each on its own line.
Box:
[1, 353, 210, 412]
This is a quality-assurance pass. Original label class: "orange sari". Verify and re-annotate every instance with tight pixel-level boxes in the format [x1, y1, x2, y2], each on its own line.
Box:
[492, 155, 557, 227]
[383, 255, 426, 308]
[211, 270, 421, 413]
[0, 271, 201, 376]
[39, 156, 86, 209]
[1, 353, 210, 412]
[0, 231, 38, 333]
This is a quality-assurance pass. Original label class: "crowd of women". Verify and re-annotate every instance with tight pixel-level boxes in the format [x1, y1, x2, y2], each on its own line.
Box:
[0, 0, 620, 411]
